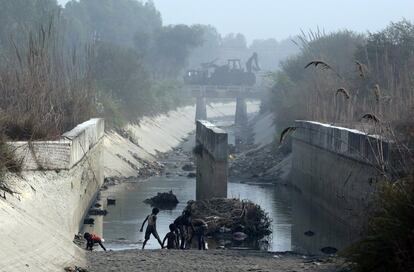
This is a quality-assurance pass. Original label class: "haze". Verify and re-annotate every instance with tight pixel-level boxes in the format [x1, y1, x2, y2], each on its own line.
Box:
[58, 0, 414, 42]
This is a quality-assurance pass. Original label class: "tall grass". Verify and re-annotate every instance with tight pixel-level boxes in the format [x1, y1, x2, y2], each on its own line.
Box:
[269, 22, 414, 271]
[270, 22, 414, 135]
[0, 17, 96, 141]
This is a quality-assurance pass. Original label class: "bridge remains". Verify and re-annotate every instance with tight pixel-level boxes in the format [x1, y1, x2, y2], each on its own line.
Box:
[191, 85, 262, 125]
[291, 120, 393, 227]
[195, 120, 228, 200]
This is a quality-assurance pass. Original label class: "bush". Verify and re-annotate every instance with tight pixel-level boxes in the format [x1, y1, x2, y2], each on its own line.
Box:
[343, 177, 414, 272]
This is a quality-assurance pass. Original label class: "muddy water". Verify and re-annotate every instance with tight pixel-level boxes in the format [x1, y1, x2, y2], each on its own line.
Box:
[90, 167, 355, 254]
[87, 116, 356, 254]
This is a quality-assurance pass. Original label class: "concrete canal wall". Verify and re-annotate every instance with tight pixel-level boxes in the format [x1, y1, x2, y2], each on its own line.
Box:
[0, 119, 104, 272]
[291, 120, 391, 227]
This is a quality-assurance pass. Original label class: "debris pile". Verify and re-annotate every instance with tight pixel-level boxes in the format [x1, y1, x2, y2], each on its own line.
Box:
[144, 191, 179, 209]
[229, 144, 288, 183]
[64, 266, 88, 272]
[181, 163, 195, 171]
[185, 198, 271, 238]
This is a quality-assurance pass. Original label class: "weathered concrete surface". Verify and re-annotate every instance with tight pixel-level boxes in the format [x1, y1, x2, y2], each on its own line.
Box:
[195, 120, 228, 200]
[0, 119, 104, 272]
[10, 118, 104, 170]
[195, 96, 207, 120]
[104, 102, 260, 178]
[291, 120, 391, 227]
[235, 96, 248, 126]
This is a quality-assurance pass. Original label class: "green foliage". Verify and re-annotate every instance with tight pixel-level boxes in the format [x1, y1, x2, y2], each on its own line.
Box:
[343, 177, 414, 272]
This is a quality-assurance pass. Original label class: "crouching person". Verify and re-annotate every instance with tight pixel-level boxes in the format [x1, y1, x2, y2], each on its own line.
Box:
[162, 224, 178, 249]
[84, 232, 107, 251]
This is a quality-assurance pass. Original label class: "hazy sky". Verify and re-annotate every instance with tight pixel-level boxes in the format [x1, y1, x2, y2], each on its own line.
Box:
[58, 0, 414, 42]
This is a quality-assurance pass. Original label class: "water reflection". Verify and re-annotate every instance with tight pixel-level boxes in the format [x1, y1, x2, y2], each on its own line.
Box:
[85, 175, 356, 254]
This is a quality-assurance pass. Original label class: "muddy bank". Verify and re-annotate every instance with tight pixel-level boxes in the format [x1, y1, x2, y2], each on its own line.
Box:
[85, 250, 342, 272]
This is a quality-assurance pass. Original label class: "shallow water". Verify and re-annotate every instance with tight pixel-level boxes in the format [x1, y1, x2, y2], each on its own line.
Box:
[88, 175, 356, 255]
[85, 115, 357, 254]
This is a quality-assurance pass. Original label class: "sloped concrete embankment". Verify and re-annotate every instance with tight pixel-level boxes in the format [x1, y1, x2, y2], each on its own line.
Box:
[104, 102, 259, 178]
[0, 119, 104, 272]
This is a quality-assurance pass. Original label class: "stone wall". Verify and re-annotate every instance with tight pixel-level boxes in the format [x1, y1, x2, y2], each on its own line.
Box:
[291, 120, 392, 227]
[195, 120, 228, 200]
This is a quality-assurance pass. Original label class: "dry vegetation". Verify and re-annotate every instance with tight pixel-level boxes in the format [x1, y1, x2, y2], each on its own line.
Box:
[0, 18, 96, 195]
[0, 19, 96, 141]
[268, 21, 414, 272]
[185, 198, 272, 238]
[269, 21, 414, 136]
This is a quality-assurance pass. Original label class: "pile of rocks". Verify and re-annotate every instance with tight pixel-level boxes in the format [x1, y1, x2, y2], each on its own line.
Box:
[229, 144, 285, 181]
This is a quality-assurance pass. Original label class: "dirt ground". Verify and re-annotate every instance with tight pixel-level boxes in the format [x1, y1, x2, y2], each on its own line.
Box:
[85, 249, 344, 272]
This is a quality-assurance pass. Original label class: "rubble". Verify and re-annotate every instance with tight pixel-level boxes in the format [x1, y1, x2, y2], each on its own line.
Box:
[229, 143, 290, 184]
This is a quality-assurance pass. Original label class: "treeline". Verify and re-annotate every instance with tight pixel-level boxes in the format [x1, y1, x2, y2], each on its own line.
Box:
[0, 0, 203, 138]
[267, 20, 414, 140]
[188, 25, 298, 72]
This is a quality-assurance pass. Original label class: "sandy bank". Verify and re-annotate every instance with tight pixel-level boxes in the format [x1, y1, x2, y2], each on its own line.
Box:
[85, 249, 340, 272]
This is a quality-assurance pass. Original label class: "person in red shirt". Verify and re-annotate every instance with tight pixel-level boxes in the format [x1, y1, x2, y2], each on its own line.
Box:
[84, 232, 107, 251]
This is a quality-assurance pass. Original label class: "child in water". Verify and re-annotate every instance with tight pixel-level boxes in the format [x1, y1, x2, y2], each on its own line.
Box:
[173, 210, 194, 249]
[162, 224, 178, 249]
[84, 232, 107, 251]
[140, 207, 163, 249]
[192, 219, 208, 250]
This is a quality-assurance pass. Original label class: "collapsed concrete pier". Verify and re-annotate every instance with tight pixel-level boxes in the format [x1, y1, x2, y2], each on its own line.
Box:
[195, 120, 228, 200]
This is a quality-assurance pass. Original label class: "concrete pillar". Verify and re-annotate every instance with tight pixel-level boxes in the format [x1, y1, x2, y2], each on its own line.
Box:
[195, 96, 207, 121]
[195, 120, 228, 200]
[235, 96, 248, 126]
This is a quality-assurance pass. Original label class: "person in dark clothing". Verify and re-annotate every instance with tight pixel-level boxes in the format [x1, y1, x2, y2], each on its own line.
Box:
[84, 232, 107, 251]
[162, 224, 178, 249]
[191, 219, 208, 250]
[173, 210, 194, 249]
[140, 207, 163, 249]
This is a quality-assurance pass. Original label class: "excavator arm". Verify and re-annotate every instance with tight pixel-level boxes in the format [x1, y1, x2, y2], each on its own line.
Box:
[246, 52, 260, 73]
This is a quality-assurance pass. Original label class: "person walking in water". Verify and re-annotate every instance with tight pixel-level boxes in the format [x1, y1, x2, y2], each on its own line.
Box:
[140, 207, 163, 249]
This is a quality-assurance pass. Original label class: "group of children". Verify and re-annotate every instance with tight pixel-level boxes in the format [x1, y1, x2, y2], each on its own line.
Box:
[141, 208, 208, 250]
[83, 207, 208, 251]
